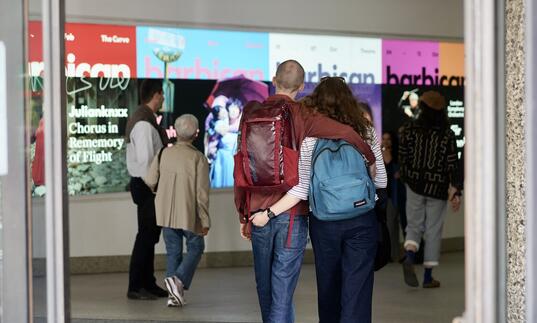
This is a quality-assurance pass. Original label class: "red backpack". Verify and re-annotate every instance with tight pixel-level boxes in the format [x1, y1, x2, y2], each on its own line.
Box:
[233, 100, 299, 192]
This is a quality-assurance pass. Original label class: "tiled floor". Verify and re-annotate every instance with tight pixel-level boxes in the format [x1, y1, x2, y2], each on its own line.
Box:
[36, 252, 465, 323]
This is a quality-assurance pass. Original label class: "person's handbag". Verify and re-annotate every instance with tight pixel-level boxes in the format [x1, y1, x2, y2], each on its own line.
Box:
[374, 188, 391, 271]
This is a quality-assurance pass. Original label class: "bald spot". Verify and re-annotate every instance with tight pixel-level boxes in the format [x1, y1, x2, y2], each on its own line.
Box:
[274, 60, 305, 91]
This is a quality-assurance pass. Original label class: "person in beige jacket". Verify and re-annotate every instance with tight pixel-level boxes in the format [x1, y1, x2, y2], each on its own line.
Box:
[144, 114, 210, 307]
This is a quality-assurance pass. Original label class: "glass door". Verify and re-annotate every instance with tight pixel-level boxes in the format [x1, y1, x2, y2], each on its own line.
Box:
[0, 0, 32, 322]
[0, 0, 68, 322]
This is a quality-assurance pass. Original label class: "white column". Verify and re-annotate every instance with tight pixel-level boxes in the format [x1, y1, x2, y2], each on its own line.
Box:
[42, 0, 70, 321]
[456, 0, 506, 322]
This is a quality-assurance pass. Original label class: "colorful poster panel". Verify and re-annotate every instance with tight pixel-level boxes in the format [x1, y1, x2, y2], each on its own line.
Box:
[269, 33, 382, 84]
[136, 26, 269, 81]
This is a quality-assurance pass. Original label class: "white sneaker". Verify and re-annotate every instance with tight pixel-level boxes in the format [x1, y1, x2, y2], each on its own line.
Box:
[173, 276, 185, 297]
[166, 296, 181, 307]
[164, 276, 185, 306]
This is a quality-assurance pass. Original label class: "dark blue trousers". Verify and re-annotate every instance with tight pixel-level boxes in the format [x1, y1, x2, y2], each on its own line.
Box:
[310, 210, 377, 323]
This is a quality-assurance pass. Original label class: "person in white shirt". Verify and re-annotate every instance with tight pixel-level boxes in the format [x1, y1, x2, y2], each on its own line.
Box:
[125, 79, 169, 300]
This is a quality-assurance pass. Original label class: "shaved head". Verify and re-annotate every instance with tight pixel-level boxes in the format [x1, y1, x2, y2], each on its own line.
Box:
[274, 60, 305, 92]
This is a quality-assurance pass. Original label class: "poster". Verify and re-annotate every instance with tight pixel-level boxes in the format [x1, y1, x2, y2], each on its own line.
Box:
[136, 26, 269, 81]
[29, 22, 137, 79]
[269, 33, 382, 84]
[381, 39, 465, 156]
[27, 20, 465, 194]
[28, 22, 138, 195]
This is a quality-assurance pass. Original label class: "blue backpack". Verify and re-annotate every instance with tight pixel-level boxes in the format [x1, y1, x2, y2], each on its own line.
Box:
[309, 139, 376, 221]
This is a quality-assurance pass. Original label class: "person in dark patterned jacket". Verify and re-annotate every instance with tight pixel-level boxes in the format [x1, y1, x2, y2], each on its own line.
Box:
[398, 90, 461, 289]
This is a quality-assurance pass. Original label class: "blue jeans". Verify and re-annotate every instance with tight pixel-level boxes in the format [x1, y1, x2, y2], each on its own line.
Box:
[251, 213, 308, 323]
[310, 210, 377, 323]
[162, 228, 205, 290]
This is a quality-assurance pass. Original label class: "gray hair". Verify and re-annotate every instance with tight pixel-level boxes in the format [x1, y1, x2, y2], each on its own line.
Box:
[174, 114, 199, 141]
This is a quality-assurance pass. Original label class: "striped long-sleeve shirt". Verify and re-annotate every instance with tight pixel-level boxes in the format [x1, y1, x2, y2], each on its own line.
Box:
[288, 127, 387, 200]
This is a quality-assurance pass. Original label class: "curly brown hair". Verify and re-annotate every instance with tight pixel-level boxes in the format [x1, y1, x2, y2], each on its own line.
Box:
[300, 77, 371, 140]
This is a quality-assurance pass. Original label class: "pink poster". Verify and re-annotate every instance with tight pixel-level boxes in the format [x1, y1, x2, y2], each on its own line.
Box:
[382, 40, 440, 85]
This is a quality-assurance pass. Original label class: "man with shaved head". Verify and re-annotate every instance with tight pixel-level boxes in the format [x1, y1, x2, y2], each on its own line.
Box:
[235, 59, 376, 323]
[273, 59, 305, 93]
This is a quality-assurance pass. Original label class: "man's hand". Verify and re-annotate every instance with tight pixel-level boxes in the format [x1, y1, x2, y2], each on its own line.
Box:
[240, 223, 251, 240]
[448, 185, 458, 201]
[448, 185, 462, 212]
[450, 196, 461, 212]
[250, 210, 270, 228]
[201, 227, 210, 236]
[402, 91, 410, 100]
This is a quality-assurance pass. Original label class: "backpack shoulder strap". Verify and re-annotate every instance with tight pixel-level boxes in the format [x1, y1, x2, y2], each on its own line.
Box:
[157, 146, 167, 176]
[281, 101, 297, 151]
[153, 146, 167, 192]
[243, 100, 263, 115]
[158, 146, 166, 166]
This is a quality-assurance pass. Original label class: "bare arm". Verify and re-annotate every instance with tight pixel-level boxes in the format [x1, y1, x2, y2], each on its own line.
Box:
[249, 193, 302, 227]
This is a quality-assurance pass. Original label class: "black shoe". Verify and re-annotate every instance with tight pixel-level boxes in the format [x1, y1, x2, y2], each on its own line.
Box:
[402, 257, 419, 287]
[146, 285, 168, 298]
[127, 288, 158, 300]
[423, 278, 441, 288]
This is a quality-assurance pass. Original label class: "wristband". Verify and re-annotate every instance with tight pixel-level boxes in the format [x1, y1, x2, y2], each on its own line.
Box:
[266, 208, 276, 219]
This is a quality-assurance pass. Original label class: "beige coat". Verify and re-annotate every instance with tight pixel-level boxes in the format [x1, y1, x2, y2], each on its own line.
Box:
[144, 141, 210, 234]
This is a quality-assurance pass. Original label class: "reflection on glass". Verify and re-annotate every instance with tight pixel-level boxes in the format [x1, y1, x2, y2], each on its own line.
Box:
[0, 179, 3, 321]
[27, 3, 47, 319]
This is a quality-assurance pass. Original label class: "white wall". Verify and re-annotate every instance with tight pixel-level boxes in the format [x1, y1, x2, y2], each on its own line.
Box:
[71, 192, 463, 257]
[31, 0, 463, 40]
[29, 190, 464, 258]
[68, 190, 252, 257]
[30, 0, 464, 258]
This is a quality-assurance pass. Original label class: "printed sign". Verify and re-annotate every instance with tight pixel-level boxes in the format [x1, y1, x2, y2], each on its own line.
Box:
[28, 22, 137, 78]
[25, 20, 466, 193]
[382, 39, 465, 86]
[136, 26, 269, 80]
[382, 40, 440, 85]
[269, 33, 382, 84]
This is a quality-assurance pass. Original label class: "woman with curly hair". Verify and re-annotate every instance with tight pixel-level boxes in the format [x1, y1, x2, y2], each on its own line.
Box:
[300, 77, 386, 323]
[257, 76, 386, 322]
